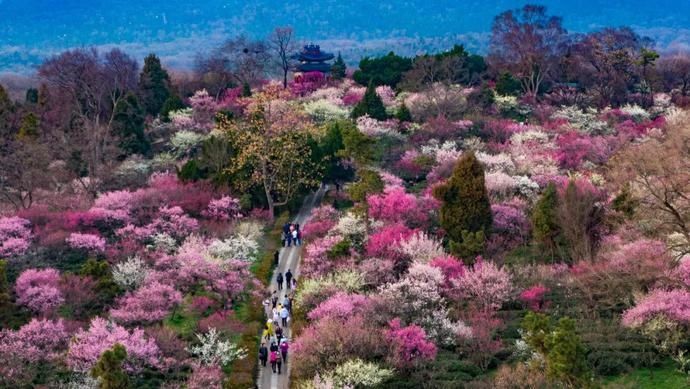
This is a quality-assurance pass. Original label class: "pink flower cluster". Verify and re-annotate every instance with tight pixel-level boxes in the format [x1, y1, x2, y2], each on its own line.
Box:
[622, 289, 690, 327]
[15, 268, 64, 315]
[365, 223, 415, 258]
[453, 259, 513, 311]
[66, 232, 106, 252]
[367, 186, 417, 223]
[202, 196, 243, 221]
[519, 284, 550, 311]
[149, 206, 200, 239]
[110, 281, 183, 324]
[0, 216, 32, 257]
[385, 318, 437, 368]
[307, 292, 369, 321]
[68, 317, 162, 372]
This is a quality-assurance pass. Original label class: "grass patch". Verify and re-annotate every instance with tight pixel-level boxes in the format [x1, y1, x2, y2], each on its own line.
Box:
[603, 360, 688, 388]
[163, 309, 199, 339]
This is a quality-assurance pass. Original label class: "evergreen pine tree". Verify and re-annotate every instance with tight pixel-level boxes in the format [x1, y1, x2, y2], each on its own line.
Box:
[0, 84, 13, 137]
[17, 112, 39, 140]
[351, 83, 388, 120]
[25, 88, 39, 104]
[111, 92, 150, 157]
[91, 343, 130, 389]
[138, 54, 171, 116]
[160, 94, 184, 121]
[545, 318, 589, 386]
[331, 52, 347, 80]
[242, 82, 252, 97]
[433, 151, 492, 258]
[395, 103, 412, 122]
[532, 182, 561, 260]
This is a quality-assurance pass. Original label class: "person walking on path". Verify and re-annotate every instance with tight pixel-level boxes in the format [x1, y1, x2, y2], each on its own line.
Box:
[270, 349, 278, 373]
[280, 305, 289, 327]
[285, 269, 293, 289]
[283, 295, 290, 313]
[280, 339, 289, 363]
[276, 350, 283, 374]
[276, 272, 283, 290]
[259, 343, 268, 367]
[271, 291, 278, 309]
[274, 250, 280, 265]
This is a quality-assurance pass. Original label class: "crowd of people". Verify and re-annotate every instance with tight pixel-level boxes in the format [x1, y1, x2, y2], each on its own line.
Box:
[282, 222, 301, 247]
[260, 270, 297, 375]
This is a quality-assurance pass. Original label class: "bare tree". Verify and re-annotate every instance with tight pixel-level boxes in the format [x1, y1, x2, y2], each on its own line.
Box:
[38, 48, 137, 197]
[658, 51, 690, 96]
[221, 36, 271, 86]
[488, 4, 568, 98]
[268, 27, 299, 89]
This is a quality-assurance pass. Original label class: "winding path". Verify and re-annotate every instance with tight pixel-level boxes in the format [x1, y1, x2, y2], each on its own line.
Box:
[257, 184, 328, 389]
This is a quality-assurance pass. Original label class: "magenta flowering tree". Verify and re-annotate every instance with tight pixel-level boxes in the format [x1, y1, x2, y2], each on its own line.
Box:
[301, 235, 343, 277]
[622, 289, 690, 328]
[385, 318, 437, 369]
[68, 317, 162, 372]
[15, 268, 64, 315]
[452, 259, 513, 311]
[365, 223, 415, 258]
[66, 232, 106, 252]
[202, 196, 243, 221]
[430, 255, 465, 289]
[149, 206, 200, 240]
[519, 284, 550, 311]
[0, 216, 32, 257]
[110, 281, 183, 325]
[367, 186, 418, 223]
[0, 318, 70, 386]
[307, 292, 369, 321]
[491, 202, 530, 245]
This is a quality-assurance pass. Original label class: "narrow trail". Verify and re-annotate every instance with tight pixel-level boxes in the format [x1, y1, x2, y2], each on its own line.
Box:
[257, 184, 328, 389]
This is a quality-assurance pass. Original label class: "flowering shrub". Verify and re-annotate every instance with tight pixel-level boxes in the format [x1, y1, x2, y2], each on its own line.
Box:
[398, 232, 445, 263]
[622, 289, 690, 327]
[66, 233, 106, 252]
[303, 99, 350, 123]
[365, 223, 415, 258]
[308, 292, 369, 321]
[188, 328, 247, 367]
[112, 256, 149, 290]
[15, 268, 64, 315]
[0, 216, 32, 257]
[187, 363, 224, 388]
[385, 318, 437, 368]
[356, 115, 401, 137]
[208, 233, 259, 263]
[202, 196, 242, 221]
[325, 359, 394, 388]
[453, 259, 513, 311]
[520, 284, 550, 311]
[367, 186, 417, 223]
[149, 206, 200, 240]
[189, 89, 219, 130]
[110, 281, 183, 324]
[68, 317, 161, 372]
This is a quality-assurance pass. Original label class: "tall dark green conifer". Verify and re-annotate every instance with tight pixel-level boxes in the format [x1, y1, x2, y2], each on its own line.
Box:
[91, 343, 130, 389]
[0, 84, 13, 137]
[111, 92, 150, 157]
[532, 182, 560, 260]
[138, 54, 171, 116]
[331, 52, 347, 80]
[160, 94, 184, 121]
[351, 83, 388, 120]
[17, 112, 39, 140]
[433, 152, 492, 259]
[25, 88, 39, 104]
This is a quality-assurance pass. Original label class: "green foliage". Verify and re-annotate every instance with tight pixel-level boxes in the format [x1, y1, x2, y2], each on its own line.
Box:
[331, 52, 347, 80]
[348, 169, 384, 203]
[451, 230, 486, 264]
[395, 103, 413, 122]
[531, 183, 561, 259]
[433, 152, 492, 256]
[353, 52, 413, 87]
[177, 159, 207, 182]
[468, 84, 496, 110]
[545, 317, 589, 386]
[603, 360, 688, 388]
[80, 259, 122, 307]
[160, 94, 184, 121]
[612, 183, 637, 218]
[338, 121, 376, 167]
[25, 88, 39, 104]
[351, 83, 388, 120]
[495, 72, 523, 96]
[522, 312, 552, 355]
[319, 121, 355, 183]
[327, 239, 351, 259]
[17, 112, 39, 140]
[0, 83, 13, 137]
[138, 54, 171, 116]
[112, 92, 150, 157]
[91, 343, 130, 389]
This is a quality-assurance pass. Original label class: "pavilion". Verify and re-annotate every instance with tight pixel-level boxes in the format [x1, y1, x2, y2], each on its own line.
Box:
[293, 44, 335, 73]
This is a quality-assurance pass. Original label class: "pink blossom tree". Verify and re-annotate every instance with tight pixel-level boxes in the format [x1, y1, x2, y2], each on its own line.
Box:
[68, 317, 162, 372]
[0, 216, 32, 257]
[520, 284, 550, 311]
[110, 281, 183, 324]
[365, 223, 415, 258]
[202, 196, 242, 221]
[308, 292, 369, 321]
[622, 289, 690, 328]
[15, 268, 64, 315]
[149, 206, 200, 240]
[452, 259, 513, 311]
[66, 232, 106, 253]
[367, 186, 418, 223]
[385, 318, 437, 368]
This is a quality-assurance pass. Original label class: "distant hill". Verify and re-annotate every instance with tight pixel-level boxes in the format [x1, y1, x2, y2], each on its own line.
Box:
[1, 0, 690, 72]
